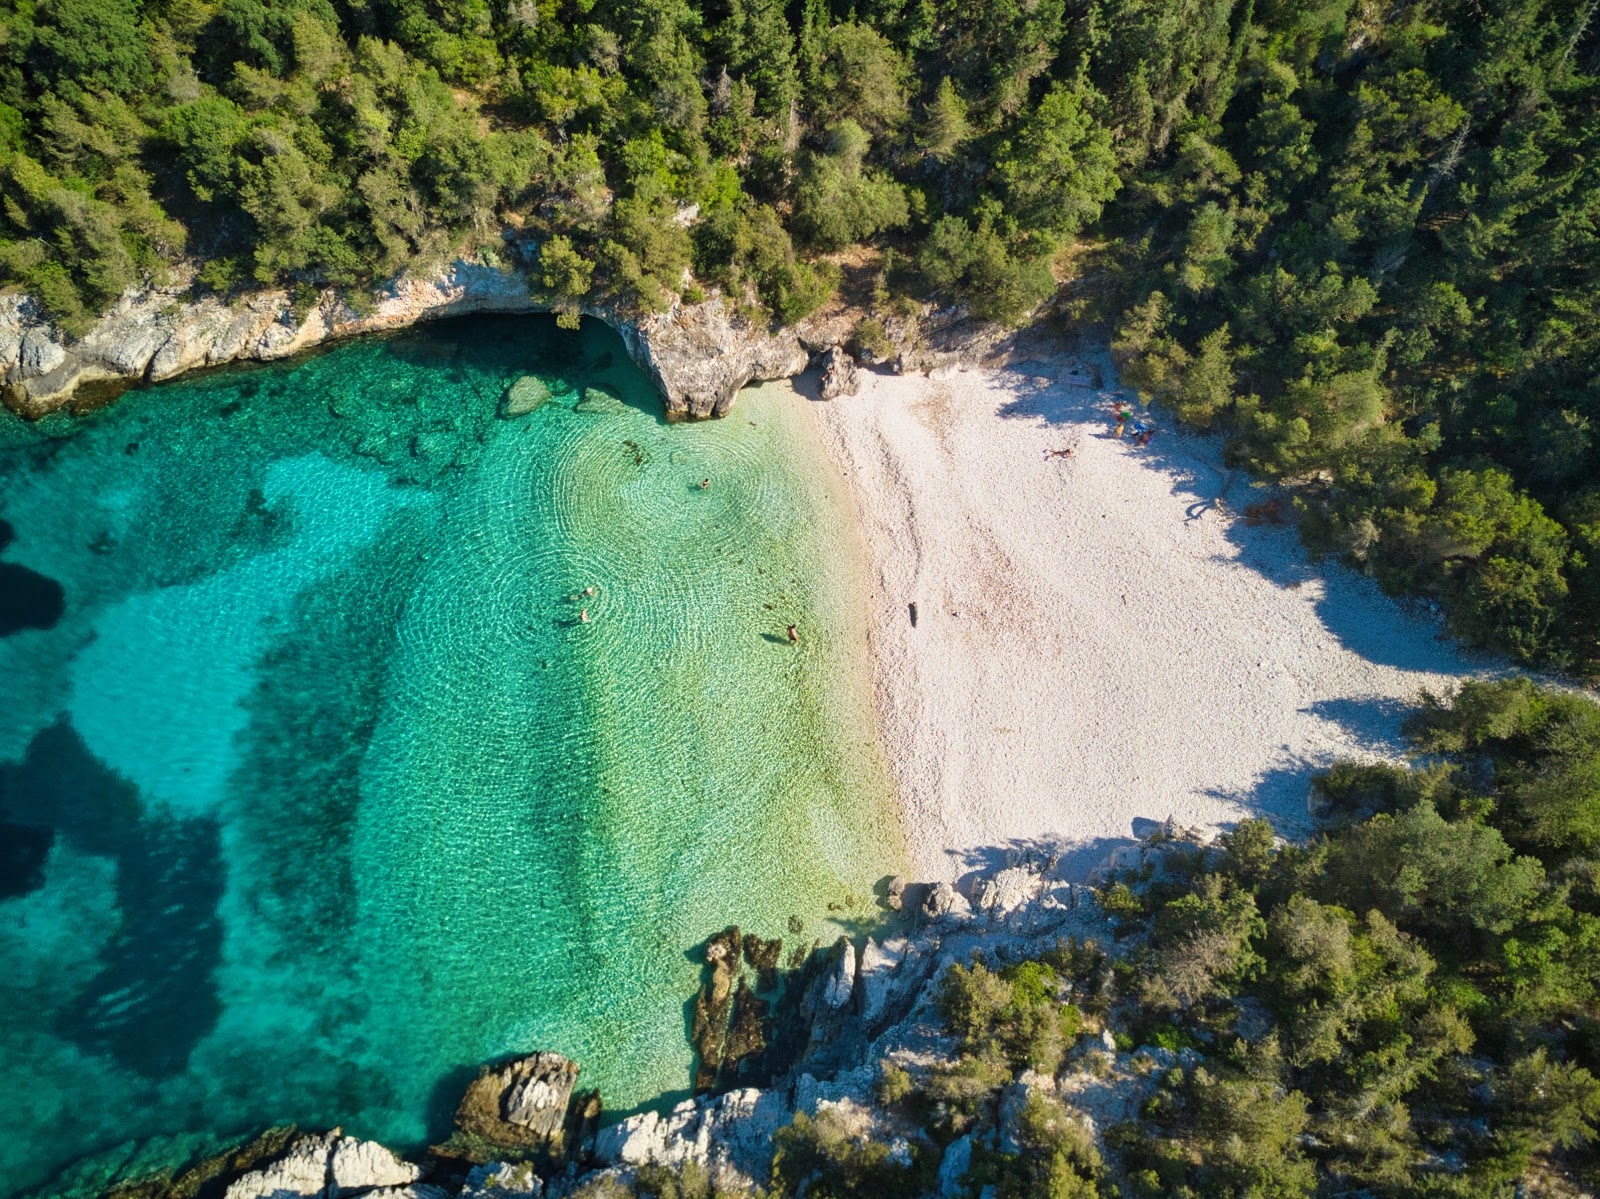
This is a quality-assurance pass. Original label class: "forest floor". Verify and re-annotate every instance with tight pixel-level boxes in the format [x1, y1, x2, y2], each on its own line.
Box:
[797, 348, 1492, 883]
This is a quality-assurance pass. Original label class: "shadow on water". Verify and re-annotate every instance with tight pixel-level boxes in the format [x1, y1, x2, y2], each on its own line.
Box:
[993, 370, 1471, 675]
[0, 719, 224, 1077]
[385, 314, 673, 427]
[0, 519, 66, 637]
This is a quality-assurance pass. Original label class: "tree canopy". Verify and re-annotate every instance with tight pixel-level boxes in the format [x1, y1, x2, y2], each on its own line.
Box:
[1, 0, 1596, 670]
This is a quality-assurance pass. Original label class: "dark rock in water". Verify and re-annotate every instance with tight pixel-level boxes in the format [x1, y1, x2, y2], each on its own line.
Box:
[818, 345, 861, 401]
[742, 934, 782, 993]
[449, 1052, 584, 1159]
[84, 1126, 299, 1199]
[692, 927, 742, 1092]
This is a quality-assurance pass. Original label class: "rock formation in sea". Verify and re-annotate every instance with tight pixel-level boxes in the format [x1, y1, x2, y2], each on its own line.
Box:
[66, 827, 1221, 1199]
[0, 255, 1020, 422]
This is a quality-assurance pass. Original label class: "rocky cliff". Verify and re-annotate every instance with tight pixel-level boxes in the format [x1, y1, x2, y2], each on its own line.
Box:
[0, 263, 811, 421]
[0, 260, 1020, 422]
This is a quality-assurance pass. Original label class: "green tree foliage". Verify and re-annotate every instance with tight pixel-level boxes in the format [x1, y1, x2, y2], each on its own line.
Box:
[1097, 681, 1600, 1195]
[0, 0, 1595, 671]
[994, 82, 1119, 239]
[937, 957, 1083, 1073]
[771, 1108, 932, 1198]
[791, 120, 910, 251]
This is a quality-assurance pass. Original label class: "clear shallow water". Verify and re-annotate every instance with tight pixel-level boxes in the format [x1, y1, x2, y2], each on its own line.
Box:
[0, 317, 902, 1197]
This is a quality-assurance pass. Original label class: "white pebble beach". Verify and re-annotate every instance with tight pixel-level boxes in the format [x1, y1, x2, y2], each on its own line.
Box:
[800, 351, 1490, 884]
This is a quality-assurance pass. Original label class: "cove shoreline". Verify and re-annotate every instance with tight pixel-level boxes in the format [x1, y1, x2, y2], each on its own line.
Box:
[797, 348, 1490, 884]
[0, 257, 1004, 425]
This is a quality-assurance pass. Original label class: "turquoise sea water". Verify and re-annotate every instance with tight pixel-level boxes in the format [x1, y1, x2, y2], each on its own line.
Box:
[0, 316, 901, 1197]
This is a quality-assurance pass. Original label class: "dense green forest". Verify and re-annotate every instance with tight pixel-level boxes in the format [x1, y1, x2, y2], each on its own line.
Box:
[1, 0, 1597, 670]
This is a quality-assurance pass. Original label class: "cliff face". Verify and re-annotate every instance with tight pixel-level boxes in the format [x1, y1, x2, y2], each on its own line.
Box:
[0, 263, 811, 421]
[0, 259, 1023, 422]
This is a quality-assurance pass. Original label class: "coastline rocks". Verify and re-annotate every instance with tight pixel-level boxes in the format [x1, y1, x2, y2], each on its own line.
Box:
[857, 937, 913, 1027]
[821, 939, 857, 1011]
[620, 295, 809, 420]
[0, 264, 809, 423]
[459, 1162, 542, 1198]
[593, 1086, 790, 1182]
[223, 1133, 334, 1199]
[971, 865, 1045, 918]
[922, 881, 972, 922]
[818, 345, 861, 400]
[453, 1052, 582, 1153]
[222, 1132, 422, 1199]
[330, 1136, 424, 1195]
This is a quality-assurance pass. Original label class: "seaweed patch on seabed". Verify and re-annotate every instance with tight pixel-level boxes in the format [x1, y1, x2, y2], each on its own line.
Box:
[0, 719, 224, 1077]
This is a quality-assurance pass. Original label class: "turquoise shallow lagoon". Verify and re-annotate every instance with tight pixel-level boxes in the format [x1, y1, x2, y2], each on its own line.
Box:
[0, 316, 902, 1197]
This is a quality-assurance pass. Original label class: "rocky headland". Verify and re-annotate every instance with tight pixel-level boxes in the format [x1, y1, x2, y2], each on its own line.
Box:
[0, 255, 1013, 423]
[58, 829, 1209, 1199]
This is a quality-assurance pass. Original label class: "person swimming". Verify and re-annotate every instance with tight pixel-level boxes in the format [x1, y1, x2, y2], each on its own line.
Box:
[787, 624, 799, 643]
[580, 608, 590, 623]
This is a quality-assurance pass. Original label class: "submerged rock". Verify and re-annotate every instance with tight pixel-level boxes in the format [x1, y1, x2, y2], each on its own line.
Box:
[500, 375, 552, 417]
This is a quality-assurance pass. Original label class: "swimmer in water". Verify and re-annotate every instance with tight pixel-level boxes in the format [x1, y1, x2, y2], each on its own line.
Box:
[580, 608, 590, 623]
[787, 624, 799, 643]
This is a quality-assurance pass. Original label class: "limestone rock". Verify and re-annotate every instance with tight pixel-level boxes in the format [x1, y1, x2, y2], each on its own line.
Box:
[821, 939, 857, 1011]
[223, 1132, 335, 1199]
[922, 882, 971, 922]
[593, 1087, 789, 1182]
[622, 296, 809, 419]
[2, 266, 817, 423]
[358, 1188, 450, 1199]
[857, 938, 906, 1027]
[937, 1134, 973, 1197]
[884, 875, 907, 911]
[454, 1052, 581, 1153]
[972, 866, 1043, 918]
[328, 1136, 421, 1195]
[18, 328, 65, 377]
[818, 345, 861, 400]
[459, 1161, 543, 1198]
[503, 1058, 579, 1133]
[500, 375, 552, 417]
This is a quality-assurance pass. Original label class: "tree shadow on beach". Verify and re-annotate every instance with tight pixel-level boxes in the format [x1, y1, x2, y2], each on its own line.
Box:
[990, 363, 1478, 677]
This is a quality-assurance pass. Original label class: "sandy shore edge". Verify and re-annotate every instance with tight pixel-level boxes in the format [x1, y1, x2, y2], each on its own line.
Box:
[798, 349, 1486, 884]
